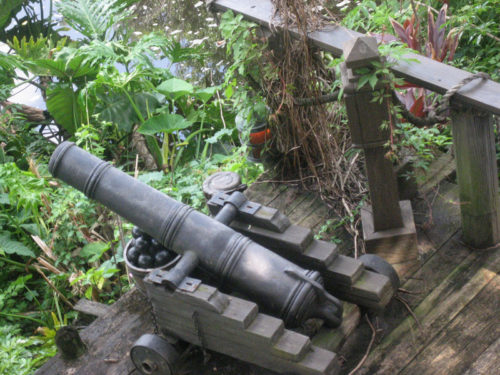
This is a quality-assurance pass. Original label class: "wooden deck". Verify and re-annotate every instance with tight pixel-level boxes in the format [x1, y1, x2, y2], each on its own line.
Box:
[35, 156, 500, 375]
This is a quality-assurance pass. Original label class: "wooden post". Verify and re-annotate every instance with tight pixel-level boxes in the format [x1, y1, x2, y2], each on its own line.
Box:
[451, 107, 500, 248]
[55, 326, 86, 360]
[341, 36, 417, 263]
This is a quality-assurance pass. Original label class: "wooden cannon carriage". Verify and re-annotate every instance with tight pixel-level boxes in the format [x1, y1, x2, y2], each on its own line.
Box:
[124, 183, 399, 375]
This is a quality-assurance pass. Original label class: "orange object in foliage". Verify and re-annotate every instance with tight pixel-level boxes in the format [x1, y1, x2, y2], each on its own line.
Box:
[249, 128, 271, 145]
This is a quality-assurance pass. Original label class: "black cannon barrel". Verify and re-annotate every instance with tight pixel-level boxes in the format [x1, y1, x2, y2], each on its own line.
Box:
[49, 142, 342, 327]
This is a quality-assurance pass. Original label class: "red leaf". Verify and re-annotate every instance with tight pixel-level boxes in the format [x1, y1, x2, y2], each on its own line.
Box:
[410, 95, 425, 117]
[435, 5, 447, 52]
[390, 18, 410, 46]
[395, 81, 419, 89]
[446, 29, 461, 61]
[427, 8, 436, 53]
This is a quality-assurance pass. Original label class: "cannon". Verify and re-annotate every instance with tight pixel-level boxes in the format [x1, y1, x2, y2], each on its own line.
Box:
[49, 142, 399, 375]
[49, 142, 343, 328]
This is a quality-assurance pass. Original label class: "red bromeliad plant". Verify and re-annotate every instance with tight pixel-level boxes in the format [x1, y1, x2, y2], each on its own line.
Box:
[388, 5, 461, 120]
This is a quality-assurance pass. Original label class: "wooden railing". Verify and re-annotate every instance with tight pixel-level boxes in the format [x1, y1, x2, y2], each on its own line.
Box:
[212, 0, 500, 250]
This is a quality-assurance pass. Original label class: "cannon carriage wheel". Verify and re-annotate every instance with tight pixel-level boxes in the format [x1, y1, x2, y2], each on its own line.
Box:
[131, 334, 179, 375]
[358, 254, 400, 291]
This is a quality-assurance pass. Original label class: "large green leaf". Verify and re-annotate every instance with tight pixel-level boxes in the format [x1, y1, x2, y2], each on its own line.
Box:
[55, 0, 130, 41]
[80, 241, 109, 262]
[157, 78, 193, 99]
[96, 92, 162, 132]
[0, 0, 24, 29]
[46, 85, 82, 134]
[195, 86, 218, 103]
[138, 113, 194, 135]
[31, 55, 97, 79]
[0, 233, 35, 258]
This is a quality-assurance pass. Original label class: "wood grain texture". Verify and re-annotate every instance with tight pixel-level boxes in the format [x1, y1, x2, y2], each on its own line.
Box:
[412, 181, 461, 251]
[358, 247, 500, 374]
[74, 299, 112, 318]
[451, 108, 500, 247]
[35, 289, 153, 375]
[213, 0, 500, 114]
[416, 151, 456, 197]
[462, 338, 500, 375]
[400, 275, 500, 375]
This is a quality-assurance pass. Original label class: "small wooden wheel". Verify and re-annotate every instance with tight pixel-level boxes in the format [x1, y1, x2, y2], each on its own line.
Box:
[359, 254, 400, 291]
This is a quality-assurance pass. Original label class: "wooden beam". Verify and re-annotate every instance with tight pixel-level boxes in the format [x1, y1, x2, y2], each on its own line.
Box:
[212, 0, 500, 115]
[74, 298, 112, 318]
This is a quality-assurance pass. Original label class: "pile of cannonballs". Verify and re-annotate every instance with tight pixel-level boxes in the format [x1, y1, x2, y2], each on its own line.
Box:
[126, 226, 177, 269]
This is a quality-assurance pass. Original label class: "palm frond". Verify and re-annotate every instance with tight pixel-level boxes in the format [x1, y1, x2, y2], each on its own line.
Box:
[127, 33, 170, 68]
[57, 41, 123, 68]
[56, 0, 131, 41]
[0, 51, 24, 72]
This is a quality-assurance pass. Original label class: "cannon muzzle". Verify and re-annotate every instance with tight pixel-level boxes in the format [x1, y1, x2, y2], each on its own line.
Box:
[49, 142, 342, 327]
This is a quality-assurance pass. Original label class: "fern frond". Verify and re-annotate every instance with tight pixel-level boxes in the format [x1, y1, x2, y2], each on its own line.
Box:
[56, 0, 131, 41]
[0, 51, 24, 73]
[8, 35, 49, 60]
[56, 41, 122, 68]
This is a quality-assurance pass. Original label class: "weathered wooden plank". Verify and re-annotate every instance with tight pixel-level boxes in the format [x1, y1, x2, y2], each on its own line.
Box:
[296, 198, 330, 229]
[213, 0, 500, 115]
[244, 179, 282, 204]
[325, 255, 363, 285]
[231, 220, 314, 254]
[35, 289, 153, 375]
[303, 240, 338, 267]
[246, 313, 285, 344]
[451, 108, 500, 248]
[400, 275, 500, 375]
[329, 271, 393, 308]
[285, 194, 323, 224]
[390, 258, 421, 281]
[462, 337, 500, 375]
[264, 183, 289, 205]
[417, 150, 456, 196]
[284, 191, 315, 216]
[266, 184, 302, 213]
[74, 298, 112, 318]
[357, 247, 500, 374]
[413, 181, 461, 251]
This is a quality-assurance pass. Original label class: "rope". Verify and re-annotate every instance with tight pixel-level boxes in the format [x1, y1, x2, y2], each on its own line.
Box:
[293, 89, 341, 106]
[438, 72, 490, 114]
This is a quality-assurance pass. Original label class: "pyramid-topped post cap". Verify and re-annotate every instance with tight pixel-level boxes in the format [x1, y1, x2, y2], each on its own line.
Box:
[343, 36, 380, 69]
